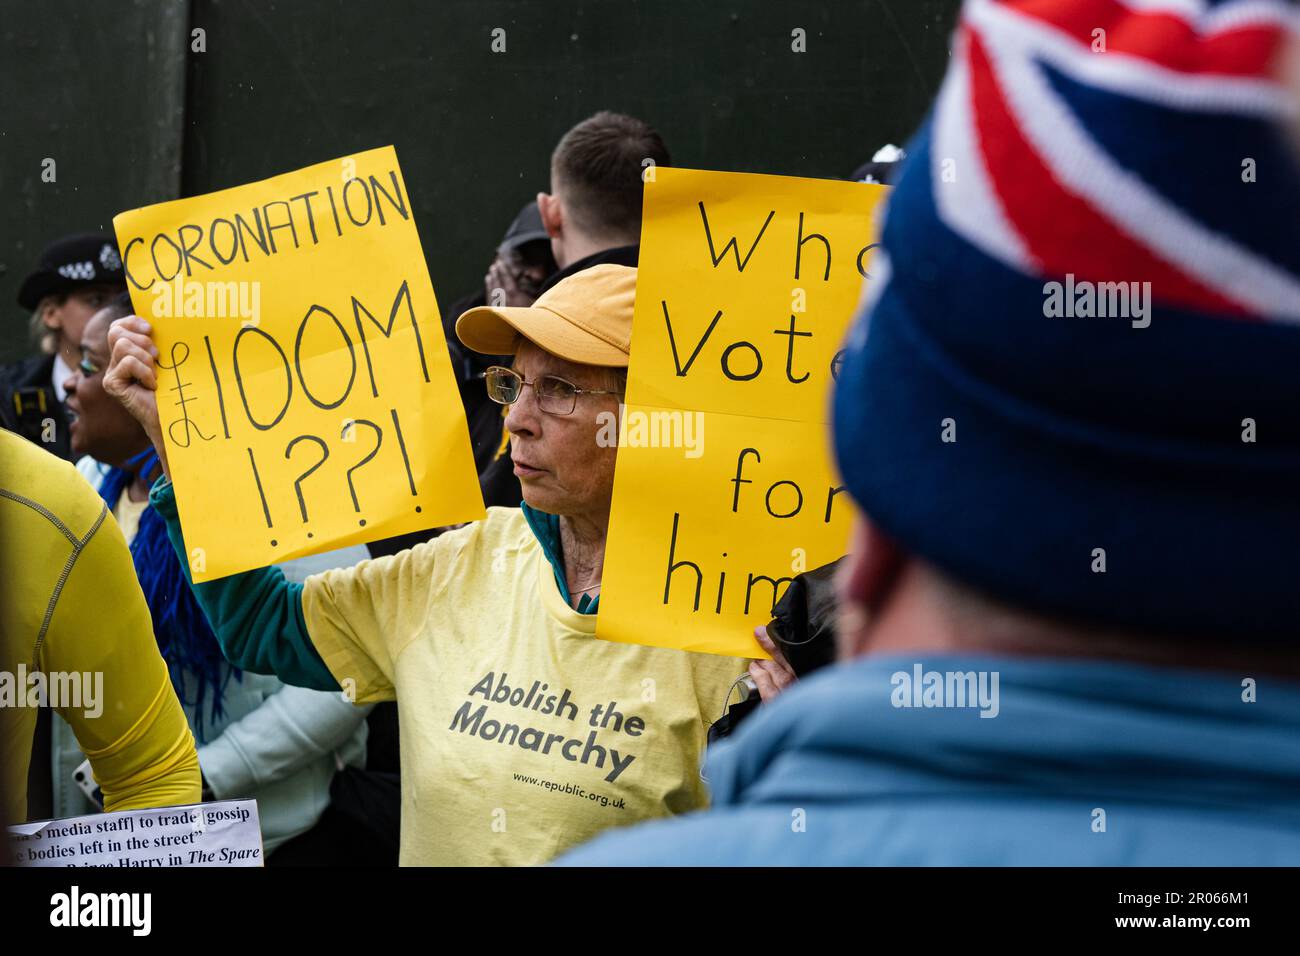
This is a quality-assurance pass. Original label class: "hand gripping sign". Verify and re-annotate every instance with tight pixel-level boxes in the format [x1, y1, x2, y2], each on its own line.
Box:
[598, 167, 888, 657]
[113, 147, 484, 580]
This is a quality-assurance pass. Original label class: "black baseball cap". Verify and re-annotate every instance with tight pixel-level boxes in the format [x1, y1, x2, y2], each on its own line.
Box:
[497, 202, 550, 255]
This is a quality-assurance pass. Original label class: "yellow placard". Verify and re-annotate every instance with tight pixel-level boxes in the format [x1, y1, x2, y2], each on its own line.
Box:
[598, 167, 888, 657]
[113, 146, 484, 581]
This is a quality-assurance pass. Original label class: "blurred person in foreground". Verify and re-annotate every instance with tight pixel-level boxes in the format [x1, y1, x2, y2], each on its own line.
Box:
[102, 265, 759, 866]
[1, 429, 198, 826]
[56, 294, 372, 863]
[561, 0, 1300, 866]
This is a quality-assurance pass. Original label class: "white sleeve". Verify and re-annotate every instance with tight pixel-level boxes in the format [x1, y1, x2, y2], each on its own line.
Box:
[197, 684, 372, 798]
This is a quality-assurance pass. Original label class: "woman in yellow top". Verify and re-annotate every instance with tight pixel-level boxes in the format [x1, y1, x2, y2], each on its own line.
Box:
[105, 265, 793, 865]
[0, 428, 200, 828]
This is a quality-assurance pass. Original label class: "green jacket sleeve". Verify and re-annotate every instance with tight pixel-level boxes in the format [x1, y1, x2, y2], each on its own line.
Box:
[149, 476, 340, 692]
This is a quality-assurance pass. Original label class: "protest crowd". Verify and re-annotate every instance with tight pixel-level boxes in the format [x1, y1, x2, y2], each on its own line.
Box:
[3, 0, 1300, 869]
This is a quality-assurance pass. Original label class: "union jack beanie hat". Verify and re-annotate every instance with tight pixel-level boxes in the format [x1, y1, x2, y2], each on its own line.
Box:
[833, 0, 1300, 641]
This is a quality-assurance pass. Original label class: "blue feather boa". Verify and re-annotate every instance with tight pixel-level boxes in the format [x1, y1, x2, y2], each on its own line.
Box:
[98, 450, 239, 742]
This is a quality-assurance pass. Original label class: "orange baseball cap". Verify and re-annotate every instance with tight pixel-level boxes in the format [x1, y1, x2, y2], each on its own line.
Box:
[455, 264, 636, 368]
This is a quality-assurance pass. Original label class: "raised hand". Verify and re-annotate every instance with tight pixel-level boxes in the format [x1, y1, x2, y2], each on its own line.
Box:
[104, 315, 171, 479]
[749, 625, 798, 702]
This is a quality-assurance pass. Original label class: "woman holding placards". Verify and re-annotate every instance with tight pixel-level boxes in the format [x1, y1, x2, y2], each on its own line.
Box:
[104, 264, 793, 866]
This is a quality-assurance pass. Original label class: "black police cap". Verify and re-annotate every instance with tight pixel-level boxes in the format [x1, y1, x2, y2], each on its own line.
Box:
[17, 232, 127, 310]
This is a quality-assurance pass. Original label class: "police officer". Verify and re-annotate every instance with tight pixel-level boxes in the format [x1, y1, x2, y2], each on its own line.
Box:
[1, 233, 127, 460]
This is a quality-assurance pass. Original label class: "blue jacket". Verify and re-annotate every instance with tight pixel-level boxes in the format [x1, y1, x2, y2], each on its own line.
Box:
[559, 654, 1300, 866]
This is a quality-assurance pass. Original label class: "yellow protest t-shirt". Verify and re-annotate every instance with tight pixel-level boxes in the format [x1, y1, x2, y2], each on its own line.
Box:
[302, 507, 748, 866]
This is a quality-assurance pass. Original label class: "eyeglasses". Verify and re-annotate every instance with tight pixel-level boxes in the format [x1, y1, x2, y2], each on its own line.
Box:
[484, 365, 620, 416]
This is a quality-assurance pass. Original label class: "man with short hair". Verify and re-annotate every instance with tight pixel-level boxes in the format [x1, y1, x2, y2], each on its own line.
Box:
[559, 0, 1300, 866]
[1, 232, 127, 460]
[535, 109, 670, 290]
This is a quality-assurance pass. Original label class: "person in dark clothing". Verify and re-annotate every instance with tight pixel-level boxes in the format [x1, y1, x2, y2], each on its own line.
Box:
[444, 202, 557, 476]
[537, 242, 640, 295]
[1, 233, 126, 460]
[0, 355, 74, 462]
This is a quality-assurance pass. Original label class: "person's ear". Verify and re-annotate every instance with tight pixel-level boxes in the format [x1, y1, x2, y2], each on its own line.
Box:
[39, 298, 63, 331]
[536, 191, 563, 238]
[835, 515, 904, 659]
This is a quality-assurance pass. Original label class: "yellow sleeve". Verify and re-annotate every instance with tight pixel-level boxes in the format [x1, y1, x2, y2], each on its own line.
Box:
[40, 506, 201, 813]
[302, 527, 469, 705]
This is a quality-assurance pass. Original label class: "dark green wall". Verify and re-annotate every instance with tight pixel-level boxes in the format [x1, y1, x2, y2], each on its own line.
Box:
[1, 0, 958, 363]
[0, 0, 189, 362]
